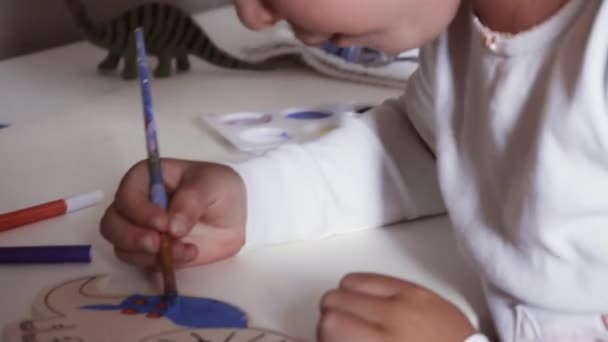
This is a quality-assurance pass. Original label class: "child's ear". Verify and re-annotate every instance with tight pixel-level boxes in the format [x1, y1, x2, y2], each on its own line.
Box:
[234, 0, 279, 31]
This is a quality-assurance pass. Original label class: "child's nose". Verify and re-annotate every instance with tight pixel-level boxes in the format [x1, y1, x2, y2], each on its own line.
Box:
[235, 0, 279, 31]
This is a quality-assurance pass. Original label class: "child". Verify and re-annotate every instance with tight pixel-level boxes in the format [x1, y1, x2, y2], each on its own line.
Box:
[100, 0, 608, 340]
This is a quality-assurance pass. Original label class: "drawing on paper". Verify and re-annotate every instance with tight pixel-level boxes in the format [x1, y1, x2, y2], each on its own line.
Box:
[2, 275, 300, 342]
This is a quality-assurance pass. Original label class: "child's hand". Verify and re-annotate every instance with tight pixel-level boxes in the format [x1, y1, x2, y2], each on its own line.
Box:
[318, 273, 477, 342]
[100, 159, 247, 268]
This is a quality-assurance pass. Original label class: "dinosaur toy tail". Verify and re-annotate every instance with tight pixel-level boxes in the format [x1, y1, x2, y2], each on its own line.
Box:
[193, 38, 273, 70]
[63, 0, 102, 40]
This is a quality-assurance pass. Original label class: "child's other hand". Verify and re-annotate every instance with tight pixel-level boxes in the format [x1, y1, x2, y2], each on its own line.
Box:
[319, 273, 477, 342]
[100, 159, 247, 269]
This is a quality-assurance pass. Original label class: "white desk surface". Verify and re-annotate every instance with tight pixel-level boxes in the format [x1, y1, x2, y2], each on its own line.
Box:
[0, 38, 488, 340]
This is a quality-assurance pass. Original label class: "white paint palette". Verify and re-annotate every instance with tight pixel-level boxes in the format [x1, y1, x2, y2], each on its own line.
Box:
[200, 103, 374, 153]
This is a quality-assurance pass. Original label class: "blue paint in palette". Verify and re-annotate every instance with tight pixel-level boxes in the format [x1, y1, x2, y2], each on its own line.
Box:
[81, 294, 247, 329]
[286, 111, 332, 120]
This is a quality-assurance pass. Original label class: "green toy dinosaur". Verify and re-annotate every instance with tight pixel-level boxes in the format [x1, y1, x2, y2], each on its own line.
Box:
[63, 0, 276, 79]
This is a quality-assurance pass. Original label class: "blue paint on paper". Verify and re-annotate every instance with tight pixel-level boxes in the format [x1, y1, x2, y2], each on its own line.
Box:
[81, 294, 247, 329]
[286, 111, 332, 120]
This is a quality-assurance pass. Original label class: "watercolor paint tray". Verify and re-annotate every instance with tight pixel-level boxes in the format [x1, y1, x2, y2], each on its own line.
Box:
[200, 103, 374, 153]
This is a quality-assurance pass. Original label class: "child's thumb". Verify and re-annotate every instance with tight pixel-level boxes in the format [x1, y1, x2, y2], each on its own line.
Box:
[166, 186, 209, 238]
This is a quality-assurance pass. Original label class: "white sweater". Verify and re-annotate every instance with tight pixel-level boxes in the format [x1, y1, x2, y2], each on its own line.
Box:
[234, 1, 608, 340]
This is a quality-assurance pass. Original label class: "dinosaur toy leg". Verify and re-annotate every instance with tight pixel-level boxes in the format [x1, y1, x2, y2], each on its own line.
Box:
[154, 54, 172, 78]
[122, 54, 138, 80]
[121, 38, 138, 80]
[176, 55, 191, 72]
[97, 53, 121, 73]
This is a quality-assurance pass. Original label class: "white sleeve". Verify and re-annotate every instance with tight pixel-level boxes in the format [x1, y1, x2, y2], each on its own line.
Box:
[231, 48, 442, 247]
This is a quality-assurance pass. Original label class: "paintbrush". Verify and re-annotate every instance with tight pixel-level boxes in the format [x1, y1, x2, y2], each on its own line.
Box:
[134, 27, 178, 301]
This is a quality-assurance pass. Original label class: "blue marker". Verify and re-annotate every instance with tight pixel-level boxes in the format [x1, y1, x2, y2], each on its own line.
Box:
[0, 245, 91, 264]
[134, 28, 178, 300]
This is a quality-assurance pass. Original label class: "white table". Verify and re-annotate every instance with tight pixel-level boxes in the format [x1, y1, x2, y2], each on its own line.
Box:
[0, 19, 488, 342]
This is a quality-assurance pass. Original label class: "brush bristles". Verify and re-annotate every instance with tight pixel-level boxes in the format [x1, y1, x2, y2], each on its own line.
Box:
[159, 234, 178, 298]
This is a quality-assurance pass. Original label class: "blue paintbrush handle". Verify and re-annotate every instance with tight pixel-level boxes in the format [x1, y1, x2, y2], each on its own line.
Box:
[150, 181, 168, 209]
[134, 28, 169, 210]
[135, 28, 177, 298]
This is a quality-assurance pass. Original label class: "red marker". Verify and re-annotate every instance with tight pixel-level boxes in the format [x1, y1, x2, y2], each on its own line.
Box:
[0, 190, 104, 232]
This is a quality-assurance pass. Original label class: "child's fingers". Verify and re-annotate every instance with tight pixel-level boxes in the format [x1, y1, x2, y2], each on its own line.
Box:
[100, 205, 160, 253]
[180, 224, 245, 265]
[114, 242, 198, 268]
[114, 248, 157, 268]
[320, 289, 388, 326]
[113, 185, 170, 232]
[111, 159, 212, 233]
[167, 186, 209, 238]
[339, 272, 411, 298]
[317, 309, 384, 342]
